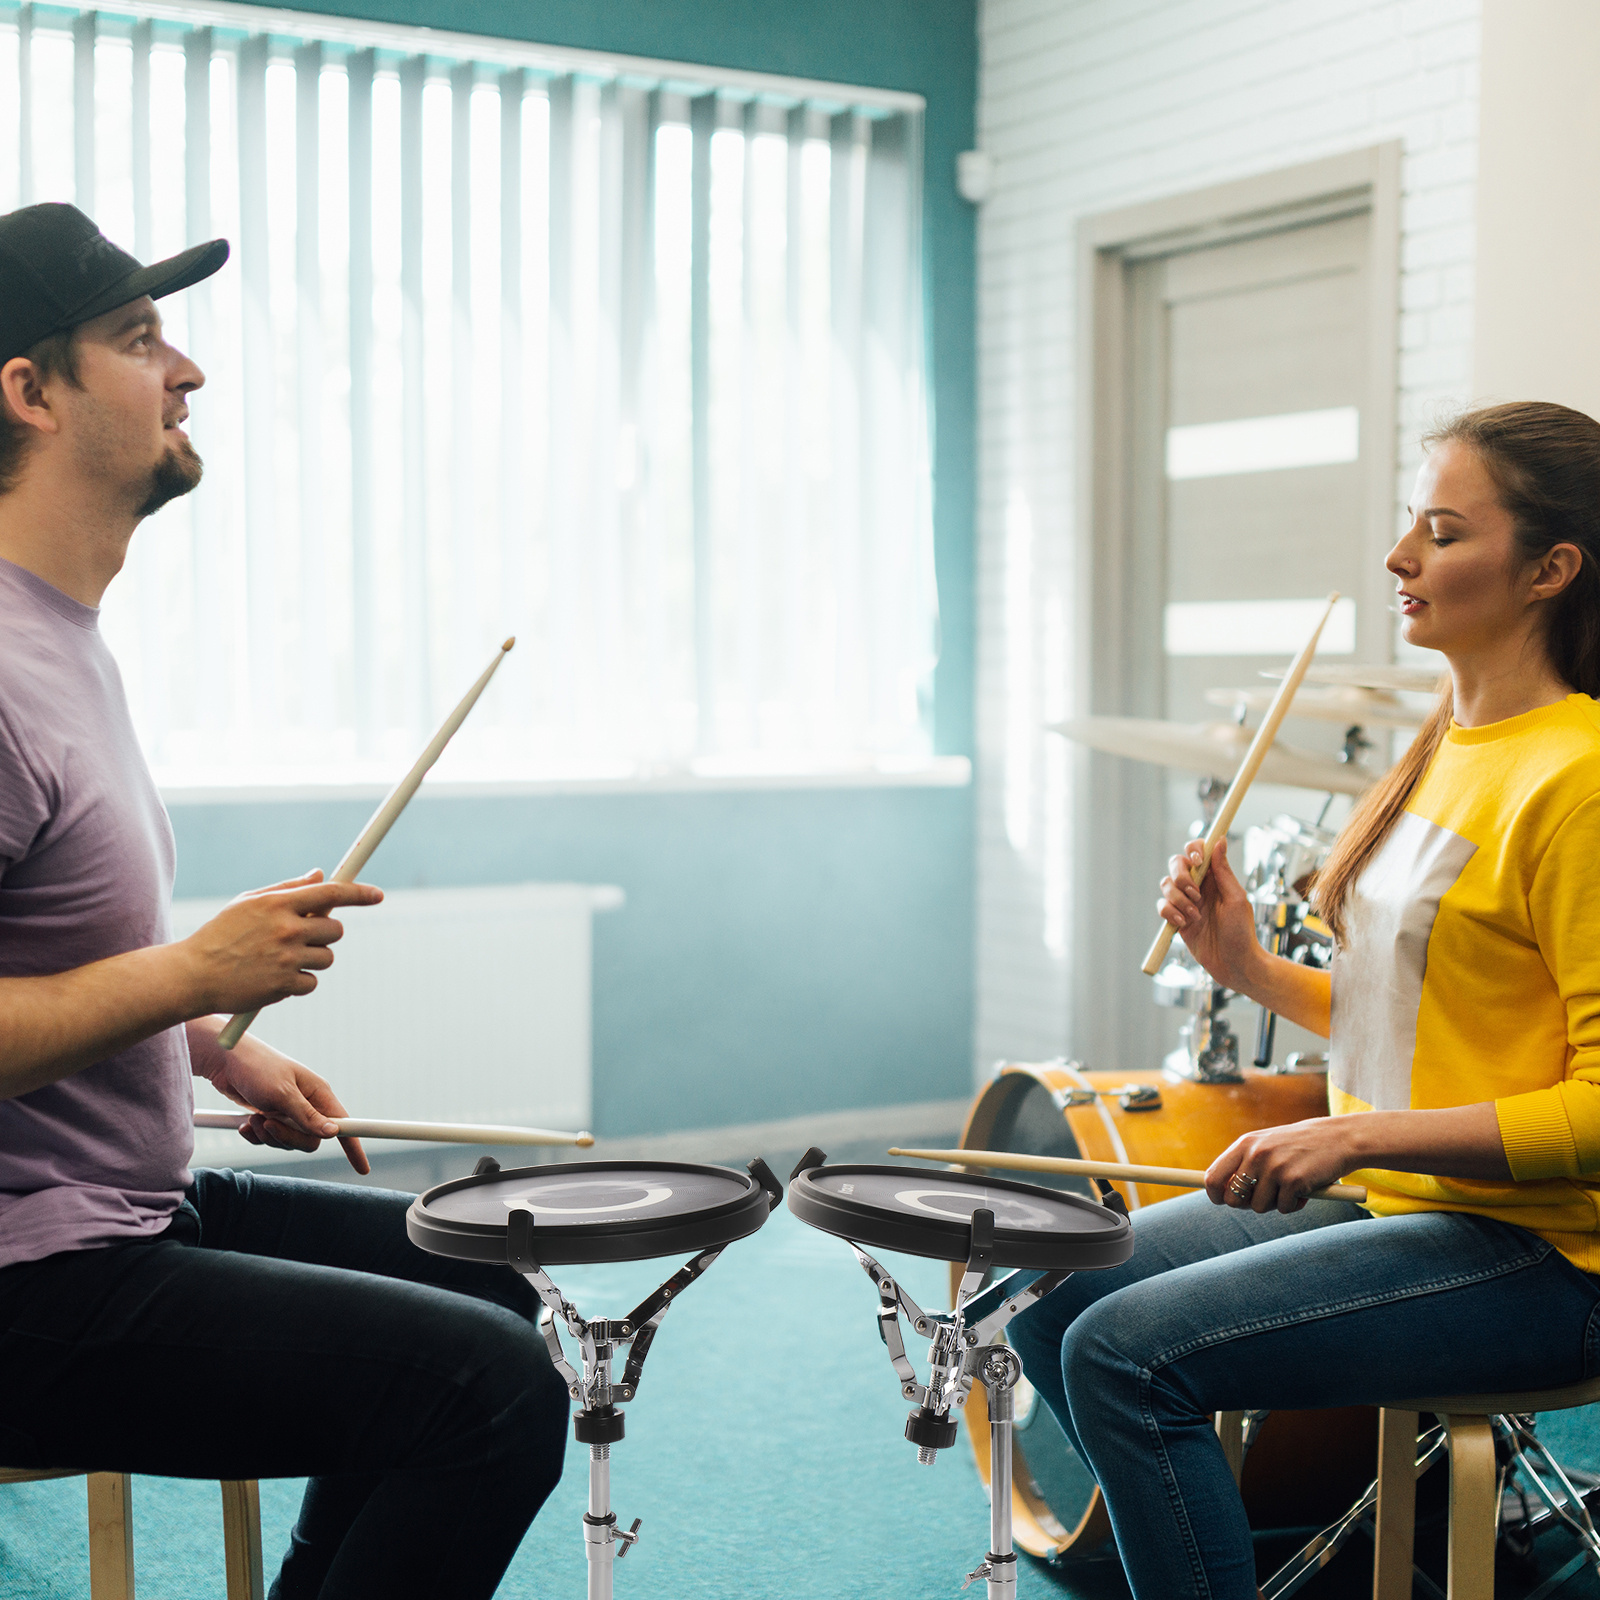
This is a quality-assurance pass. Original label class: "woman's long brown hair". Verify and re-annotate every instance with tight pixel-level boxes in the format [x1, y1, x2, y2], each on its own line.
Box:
[1313, 402, 1600, 939]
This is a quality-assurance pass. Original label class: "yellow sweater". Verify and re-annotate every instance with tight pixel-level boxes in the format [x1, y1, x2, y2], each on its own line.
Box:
[1328, 694, 1600, 1270]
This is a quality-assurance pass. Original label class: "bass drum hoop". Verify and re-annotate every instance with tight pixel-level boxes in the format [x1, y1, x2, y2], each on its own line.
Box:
[950, 1060, 1352, 1566]
[407, 1159, 772, 1266]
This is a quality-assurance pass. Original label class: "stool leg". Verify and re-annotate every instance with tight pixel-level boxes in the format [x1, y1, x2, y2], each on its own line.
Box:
[1372, 1409, 1418, 1600]
[1215, 1411, 1246, 1487]
[1444, 1415, 1497, 1600]
[221, 1479, 265, 1600]
[86, 1471, 135, 1600]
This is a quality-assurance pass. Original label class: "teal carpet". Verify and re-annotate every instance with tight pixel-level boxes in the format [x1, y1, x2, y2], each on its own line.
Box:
[3, 1148, 1599, 1598]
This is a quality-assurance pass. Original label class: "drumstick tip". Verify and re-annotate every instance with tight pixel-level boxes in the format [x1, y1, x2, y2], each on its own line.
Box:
[575, 1132, 595, 1147]
[502, 636, 515, 652]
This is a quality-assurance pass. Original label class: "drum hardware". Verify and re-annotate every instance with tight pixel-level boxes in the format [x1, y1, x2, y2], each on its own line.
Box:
[408, 1154, 783, 1600]
[786, 1149, 1132, 1599]
[1051, 1082, 1163, 1112]
[1000, 1060, 1163, 1112]
[1238, 814, 1337, 1070]
[1153, 954, 1243, 1083]
[1280, 1052, 1327, 1073]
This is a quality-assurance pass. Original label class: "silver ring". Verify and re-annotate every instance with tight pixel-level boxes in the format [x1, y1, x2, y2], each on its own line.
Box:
[1227, 1172, 1259, 1199]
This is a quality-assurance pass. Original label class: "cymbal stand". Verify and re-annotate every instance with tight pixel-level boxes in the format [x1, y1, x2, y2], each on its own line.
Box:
[504, 1159, 783, 1600]
[845, 1209, 1074, 1599]
[1252, 861, 1292, 1068]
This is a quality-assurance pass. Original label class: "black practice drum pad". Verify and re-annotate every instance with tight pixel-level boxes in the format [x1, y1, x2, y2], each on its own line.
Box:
[408, 1160, 773, 1265]
[787, 1163, 1132, 1271]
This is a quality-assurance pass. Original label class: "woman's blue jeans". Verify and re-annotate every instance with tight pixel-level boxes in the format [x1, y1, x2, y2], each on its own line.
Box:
[1006, 1192, 1600, 1600]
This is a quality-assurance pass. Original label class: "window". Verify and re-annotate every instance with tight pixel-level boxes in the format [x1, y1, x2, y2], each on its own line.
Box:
[0, 0, 935, 787]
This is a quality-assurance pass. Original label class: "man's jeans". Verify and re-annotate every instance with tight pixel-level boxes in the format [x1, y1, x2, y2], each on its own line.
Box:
[0, 1168, 568, 1600]
[1007, 1192, 1600, 1600]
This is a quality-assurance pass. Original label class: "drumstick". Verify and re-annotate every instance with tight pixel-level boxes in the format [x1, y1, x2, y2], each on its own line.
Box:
[217, 638, 516, 1050]
[195, 1110, 594, 1148]
[1141, 594, 1340, 976]
[887, 1146, 1367, 1204]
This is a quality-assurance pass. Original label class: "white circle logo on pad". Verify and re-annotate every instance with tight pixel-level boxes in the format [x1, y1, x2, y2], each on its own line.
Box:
[504, 1179, 674, 1217]
[893, 1189, 1054, 1230]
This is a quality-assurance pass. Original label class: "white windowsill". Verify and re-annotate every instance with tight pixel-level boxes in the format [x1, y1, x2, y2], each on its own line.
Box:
[158, 756, 973, 805]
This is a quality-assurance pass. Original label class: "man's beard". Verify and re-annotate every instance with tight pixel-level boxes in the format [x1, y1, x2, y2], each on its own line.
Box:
[136, 434, 204, 517]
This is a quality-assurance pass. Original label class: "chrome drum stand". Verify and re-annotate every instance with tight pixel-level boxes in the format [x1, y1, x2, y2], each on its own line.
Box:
[853, 1218, 1069, 1598]
[786, 1149, 1133, 1600]
[407, 1155, 783, 1600]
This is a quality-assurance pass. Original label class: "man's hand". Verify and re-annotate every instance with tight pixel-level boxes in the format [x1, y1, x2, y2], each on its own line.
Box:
[176, 870, 383, 1017]
[196, 1021, 369, 1175]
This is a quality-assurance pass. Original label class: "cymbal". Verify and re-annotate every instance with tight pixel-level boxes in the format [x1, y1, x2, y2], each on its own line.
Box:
[1205, 685, 1425, 729]
[1047, 717, 1373, 794]
[1263, 662, 1443, 694]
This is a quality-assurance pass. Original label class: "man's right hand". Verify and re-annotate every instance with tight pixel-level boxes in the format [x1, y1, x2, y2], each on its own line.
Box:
[176, 870, 384, 1016]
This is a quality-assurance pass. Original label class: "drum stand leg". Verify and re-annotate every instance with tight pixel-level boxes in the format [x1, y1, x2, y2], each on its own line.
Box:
[842, 1204, 1073, 1599]
[963, 1346, 1023, 1599]
[503, 1195, 792, 1598]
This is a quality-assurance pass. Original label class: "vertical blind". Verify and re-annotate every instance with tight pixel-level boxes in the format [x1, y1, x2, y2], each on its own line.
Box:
[0, 0, 935, 785]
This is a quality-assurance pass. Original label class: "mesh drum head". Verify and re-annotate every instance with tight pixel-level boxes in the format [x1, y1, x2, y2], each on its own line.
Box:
[408, 1160, 773, 1265]
[787, 1164, 1132, 1270]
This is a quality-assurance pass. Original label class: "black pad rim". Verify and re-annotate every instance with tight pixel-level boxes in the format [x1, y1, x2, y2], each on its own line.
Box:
[786, 1164, 1133, 1270]
[407, 1159, 772, 1266]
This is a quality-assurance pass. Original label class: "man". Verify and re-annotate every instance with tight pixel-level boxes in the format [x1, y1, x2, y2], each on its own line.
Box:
[0, 204, 566, 1600]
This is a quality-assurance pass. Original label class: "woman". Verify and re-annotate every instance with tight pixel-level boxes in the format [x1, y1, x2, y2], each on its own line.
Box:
[1007, 401, 1600, 1600]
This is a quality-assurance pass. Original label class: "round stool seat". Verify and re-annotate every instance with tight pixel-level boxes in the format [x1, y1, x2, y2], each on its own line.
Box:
[1393, 1373, 1600, 1415]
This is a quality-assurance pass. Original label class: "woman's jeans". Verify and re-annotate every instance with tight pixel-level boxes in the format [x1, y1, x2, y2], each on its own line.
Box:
[0, 1168, 568, 1600]
[1006, 1192, 1600, 1600]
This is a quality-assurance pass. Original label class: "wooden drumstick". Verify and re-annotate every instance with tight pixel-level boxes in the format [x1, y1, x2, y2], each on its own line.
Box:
[1141, 593, 1340, 976]
[217, 638, 516, 1050]
[195, 1110, 594, 1147]
[887, 1146, 1367, 1204]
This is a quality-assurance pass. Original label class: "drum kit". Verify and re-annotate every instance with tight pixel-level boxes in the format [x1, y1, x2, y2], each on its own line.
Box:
[210, 635, 1600, 1594]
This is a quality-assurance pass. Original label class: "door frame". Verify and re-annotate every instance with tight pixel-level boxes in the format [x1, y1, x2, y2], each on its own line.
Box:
[1071, 143, 1401, 1072]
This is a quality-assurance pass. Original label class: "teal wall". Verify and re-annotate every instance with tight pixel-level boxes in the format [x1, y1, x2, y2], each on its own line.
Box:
[170, 0, 978, 1137]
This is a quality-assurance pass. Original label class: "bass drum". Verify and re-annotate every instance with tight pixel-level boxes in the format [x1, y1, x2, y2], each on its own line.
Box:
[950, 1061, 1378, 1565]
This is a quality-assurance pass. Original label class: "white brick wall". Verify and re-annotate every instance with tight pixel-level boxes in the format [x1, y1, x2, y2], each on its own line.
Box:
[974, 0, 1481, 1073]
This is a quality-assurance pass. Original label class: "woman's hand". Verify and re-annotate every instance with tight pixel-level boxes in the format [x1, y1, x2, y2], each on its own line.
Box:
[1205, 1118, 1360, 1214]
[1157, 836, 1260, 990]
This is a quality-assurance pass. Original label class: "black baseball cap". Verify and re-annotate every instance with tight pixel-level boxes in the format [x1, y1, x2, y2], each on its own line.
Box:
[0, 203, 229, 366]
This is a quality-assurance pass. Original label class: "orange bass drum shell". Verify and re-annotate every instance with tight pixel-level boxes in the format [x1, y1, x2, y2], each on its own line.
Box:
[949, 1062, 1377, 1565]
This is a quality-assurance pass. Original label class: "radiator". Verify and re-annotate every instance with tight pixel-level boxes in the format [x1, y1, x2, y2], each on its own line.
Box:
[170, 882, 623, 1164]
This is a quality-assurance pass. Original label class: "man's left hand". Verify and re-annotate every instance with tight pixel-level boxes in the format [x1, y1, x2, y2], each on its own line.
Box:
[192, 1021, 369, 1175]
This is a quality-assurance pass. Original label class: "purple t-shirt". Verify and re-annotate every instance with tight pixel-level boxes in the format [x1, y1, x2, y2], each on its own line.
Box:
[0, 556, 192, 1268]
